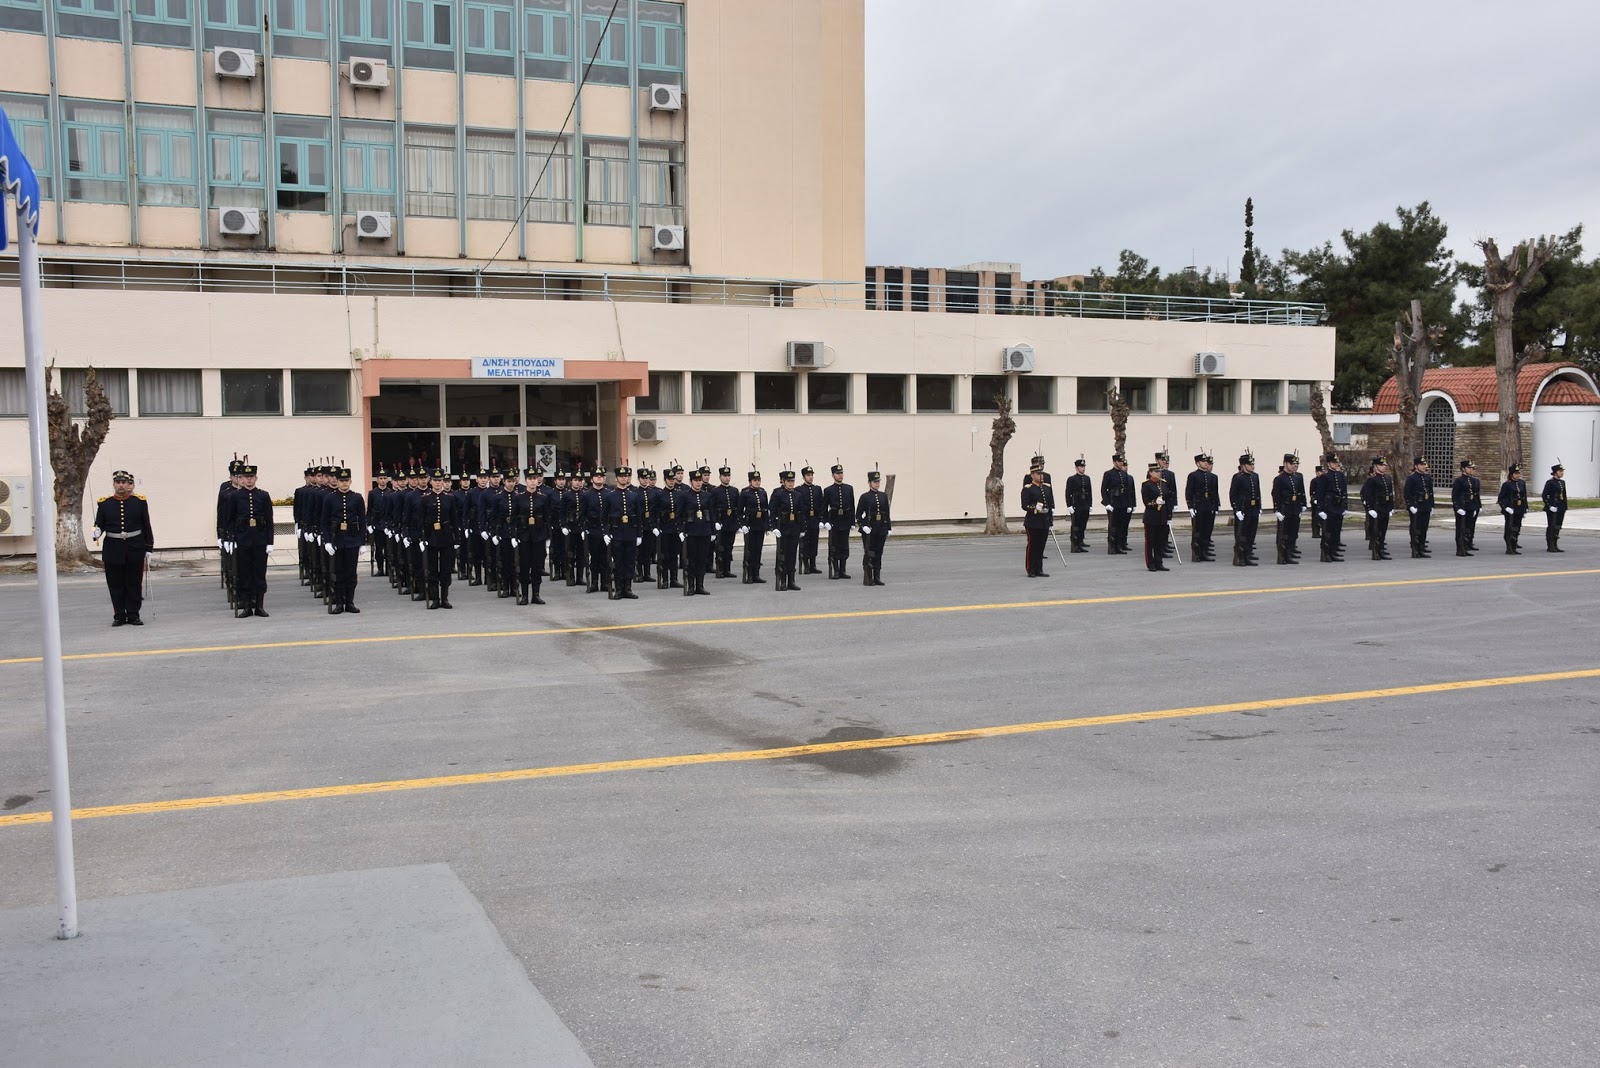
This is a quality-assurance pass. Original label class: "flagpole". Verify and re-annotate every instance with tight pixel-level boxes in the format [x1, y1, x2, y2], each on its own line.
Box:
[18, 200, 79, 940]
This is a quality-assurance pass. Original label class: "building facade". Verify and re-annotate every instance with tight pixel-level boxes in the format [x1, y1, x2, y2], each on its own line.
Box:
[1, 0, 1333, 551]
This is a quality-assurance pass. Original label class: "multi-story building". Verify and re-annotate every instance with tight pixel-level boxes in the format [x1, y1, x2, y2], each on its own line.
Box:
[1, 0, 1331, 550]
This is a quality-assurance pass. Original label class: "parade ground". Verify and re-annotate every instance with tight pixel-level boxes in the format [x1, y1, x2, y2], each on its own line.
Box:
[2, 532, 1598, 1067]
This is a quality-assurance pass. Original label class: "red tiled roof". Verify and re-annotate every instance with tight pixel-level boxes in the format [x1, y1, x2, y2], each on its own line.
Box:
[1537, 380, 1600, 406]
[1371, 363, 1595, 414]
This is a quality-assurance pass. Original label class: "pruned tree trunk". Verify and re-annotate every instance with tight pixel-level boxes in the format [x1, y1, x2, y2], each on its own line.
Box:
[1478, 237, 1557, 474]
[983, 393, 1016, 534]
[1388, 300, 1434, 468]
[1309, 383, 1336, 458]
[1107, 384, 1130, 458]
[46, 365, 115, 571]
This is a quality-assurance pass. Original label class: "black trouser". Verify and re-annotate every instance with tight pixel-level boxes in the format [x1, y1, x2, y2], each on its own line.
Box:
[235, 545, 269, 599]
[370, 531, 386, 575]
[742, 529, 766, 579]
[425, 543, 455, 600]
[717, 524, 738, 574]
[104, 550, 147, 619]
[1277, 511, 1301, 556]
[548, 526, 566, 577]
[1070, 508, 1090, 549]
[686, 534, 712, 584]
[524, 536, 548, 594]
[774, 529, 800, 581]
[639, 530, 657, 578]
[1191, 509, 1215, 555]
[1025, 526, 1048, 574]
[1409, 507, 1432, 552]
[1504, 510, 1523, 545]
[1546, 510, 1564, 546]
[1455, 510, 1477, 552]
[657, 528, 681, 583]
[587, 533, 610, 588]
[1370, 511, 1391, 551]
[861, 528, 888, 577]
[1108, 508, 1132, 551]
[801, 524, 821, 569]
[1322, 512, 1343, 557]
[1144, 519, 1168, 569]
[827, 523, 851, 571]
[334, 545, 359, 602]
[1233, 511, 1259, 560]
[610, 532, 637, 592]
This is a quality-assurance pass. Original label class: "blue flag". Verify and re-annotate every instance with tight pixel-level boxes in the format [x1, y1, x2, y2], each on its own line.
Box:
[0, 104, 45, 252]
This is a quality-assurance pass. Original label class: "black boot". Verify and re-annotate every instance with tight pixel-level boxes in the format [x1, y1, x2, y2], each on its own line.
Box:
[344, 597, 361, 614]
[517, 583, 529, 606]
[695, 575, 710, 595]
[253, 594, 269, 618]
[329, 600, 343, 614]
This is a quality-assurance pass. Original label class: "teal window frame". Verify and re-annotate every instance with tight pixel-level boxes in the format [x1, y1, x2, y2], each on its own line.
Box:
[581, 8, 629, 85]
[403, 0, 453, 48]
[0, 0, 45, 35]
[133, 0, 190, 27]
[274, 117, 331, 212]
[135, 106, 200, 207]
[61, 101, 127, 205]
[465, 0, 513, 56]
[637, 3, 684, 75]
[523, 2, 572, 81]
[208, 117, 267, 205]
[53, 0, 120, 40]
[341, 121, 396, 214]
[204, 0, 259, 32]
[273, 0, 325, 38]
[339, 0, 390, 46]
[1, 93, 53, 198]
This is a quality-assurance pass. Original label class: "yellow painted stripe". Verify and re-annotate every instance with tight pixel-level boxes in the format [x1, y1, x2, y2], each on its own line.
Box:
[2, 568, 1596, 668]
[2, 667, 1595, 830]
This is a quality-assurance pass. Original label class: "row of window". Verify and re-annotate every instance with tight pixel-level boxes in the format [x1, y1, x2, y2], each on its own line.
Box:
[635, 373, 1319, 417]
[0, 0, 684, 83]
[0, 367, 350, 417]
[1, 94, 684, 224]
[865, 269, 1014, 315]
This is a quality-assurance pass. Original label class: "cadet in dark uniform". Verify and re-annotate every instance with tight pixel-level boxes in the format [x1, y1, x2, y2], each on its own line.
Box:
[1403, 456, 1435, 558]
[738, 470, 769, 584]
[1064, 457, 1093, 552]
[636, 467, 658, 584]
[712, 464, 740, 578]
[1361, 456, 1397, 560]
[417, 468, 461, 609]
[498, 468, 523, 596]
[1184, 452, 1219, 561]
[1026, 454, 1052, 485]
[681, 468, 716, 595]
[510, 466, 550, 604]
[92, 469, 155, 626]
[822, 463, 855, 578]
[1451, 459, 1481, 556]
[1229, 453, 1262, 567]
[1309, 465, 1324, 540]
[1542, 463, 1568, 552]
[796, 465, 826, 574]
[1309, 453, 1347, 562]
[367, 468, 392, 576]
[1020, 465, 1055, 577]
[1140, 463, 1171, 572]
[320, 466, 366, 614]
[604, 465, 642, 600]
[581, 469, 610, 593]
[770, 469, 804, 591]
[225, 462, 275, 618]
[1498, 463, 1528, 554]
[654, 466, 683, 589]
[1101, 454, 1136, 554]
[1271, 452, 1306, 565]
[1156, 452, 1178, 558]
[293, 464, 317, 588]
[217, 457, 244, 609]
[855, 471, 891, 586]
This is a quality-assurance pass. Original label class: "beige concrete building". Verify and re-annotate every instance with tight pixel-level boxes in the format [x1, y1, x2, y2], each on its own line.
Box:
[1, 0, 1332, 550]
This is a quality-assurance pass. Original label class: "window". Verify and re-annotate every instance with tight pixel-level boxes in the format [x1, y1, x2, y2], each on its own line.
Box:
[54, 0, 120, 41]
[1288, 381, 1314, 414]
[222, 370, 283, 415]
[996, 273, 1013, 313]
[404, 126, 455, 217]
[1206, 380, 1237, 414]
[292, 370, 350, 415]
[403, 0, 454, 69]
[754, 373, 798, 412]
[866, 374, 906, 413]
[525, 384, 597, 427]
[2, 94, 52, 198]
[1251, 380, 1281, 414]
[864, 269, 876, 311]
[635, 372, 682, 414]
[807, 373, 849, 412]
[339, 0, 391, 59]
[273, 0, 327, 58]
[523, 0, 572, 81]
[639, 141, 684, 227]
[1167, 379, 1196, 414]
[910, 269, 930, 311]
[205, 0, 260, 31]
[916, 375, 954, 413]
[275, 116, 330, 212]
[135, 106, 198, 207]
[637, 1, 684, 82]
[1077, 377, 1110, 413]
[945, 270, 979, 313]
[208, 111, 266, 209]
[583, 139, 628, 226]
[465, 0, 514, 75]
[371, 383, 440, 428]
[133, 0, 193, 47]
[970, 375, 1010, 413]
[1018, 376, 1054, 414]
[0, 369, 27, 417]
[0, 0, 45, 35]
[581, 0, 629, 86]
[692, 372, 738, 414]
[464, 131, 516, 221]
[525, 134, 573, 223]
[62, 99, 126, 204]
[137, 369, 202, 416]
[61, 369, 130, 417]
[883, 268, 904, 311]
[341, 120, 396, 214]
[1121, 377, 1152, 413]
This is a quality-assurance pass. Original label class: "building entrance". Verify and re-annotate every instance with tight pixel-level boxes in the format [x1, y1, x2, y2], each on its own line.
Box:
[370, 381, 603, 476]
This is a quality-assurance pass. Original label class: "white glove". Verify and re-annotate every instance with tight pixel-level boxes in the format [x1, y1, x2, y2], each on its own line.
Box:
[604, 534, 613, 545]
[652, 528, 661, 536]
[217, 538, 224, 549]
[1126, 506, 1135, 513]
[715, 523, 723, 531]
[561, 527, 570, 536]
[1367, 510, 1378, 519]
[264, 545, 273, 555]
[679, 533, 687, 542]
[404, 537, 412, 547]
[1455, 508, 1466, 516]
[325, 542, 335, 556]
[1408, 506, 1418, 514]
[635, 537, 642, 546]
[366, 525, 373, 534]
[738, 526, 749, 535]
[886, 528, 893, 536]
[861, 525, 872, 534]
[420, 541, 428, 551]
[1503, 507, 1512, 514]
[93, 527, 103, 540]
[1188, 509, 1197, 518]
[492, 536, 501, 545]
[511, 538, 519, 548]
[1550, 507, 1560, 514]
[1066, 507, 1075, 516]
[1235, 511, 1245, 520]
[481, 531, 490, 541]
[1317, 512, 1327, 520]
[1274, 511, 1284, 521]
[822, 522, 832, 531]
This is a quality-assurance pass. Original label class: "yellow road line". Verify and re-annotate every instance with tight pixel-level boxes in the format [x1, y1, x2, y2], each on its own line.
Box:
[3, 667, 1595, 829]
[2, 568, 1596, 667]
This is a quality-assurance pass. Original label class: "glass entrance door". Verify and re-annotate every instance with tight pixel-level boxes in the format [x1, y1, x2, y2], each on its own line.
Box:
[447, 432, 521, 474]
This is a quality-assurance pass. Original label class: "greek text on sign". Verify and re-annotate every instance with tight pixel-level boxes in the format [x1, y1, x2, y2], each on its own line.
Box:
[472, 357, 566, 379]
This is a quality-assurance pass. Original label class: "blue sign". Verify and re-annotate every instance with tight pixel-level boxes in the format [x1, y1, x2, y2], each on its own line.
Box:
[472, 357, 566, 380]
[0, 105, 45, 251]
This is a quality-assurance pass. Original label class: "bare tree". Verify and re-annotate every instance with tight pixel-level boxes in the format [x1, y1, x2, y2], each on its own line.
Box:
[1107, 384, 1130, 458]
[1388, 300, 1439, 467]
[1308, 383, 1337, 458]
[1477, 237, 1558, 472]
[46, 365, 115, 571]
[983, 392, 1016, 535]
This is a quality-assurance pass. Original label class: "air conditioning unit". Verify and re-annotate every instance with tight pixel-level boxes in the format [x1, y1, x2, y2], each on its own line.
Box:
[1194, 351, 1227, 376]
[213, 47, 257, 79]
[217, 206, 261, 236]
[349, 57, 390, 88]
[0, 473, 34, 537]
[649, 83, 683, 112]
[652, 225, 685, 252]
[787, 341, 824, 369]
[355, 211, 393, 239]
[632, 418, 668, 444]
[1002, 344, 1035, 373]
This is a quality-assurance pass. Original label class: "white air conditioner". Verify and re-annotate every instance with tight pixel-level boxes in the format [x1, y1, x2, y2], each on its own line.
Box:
[632, 417, 668, 444]
[213, 47, 257, 79]
[355, 211, 393, 239]
[0, 473, 34, 537]
[652, 225, 685, 252]
[649, 83, 683, 112]
[349, 57, 390, 88]
[1002, 344, 1035, 373]
[787, 341, 824, 369]
[217, 206, 261, 236]
[1194, 352, 1227, 376]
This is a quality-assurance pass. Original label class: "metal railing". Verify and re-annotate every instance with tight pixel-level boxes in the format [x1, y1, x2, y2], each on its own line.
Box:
[0, 253, 1327, 325]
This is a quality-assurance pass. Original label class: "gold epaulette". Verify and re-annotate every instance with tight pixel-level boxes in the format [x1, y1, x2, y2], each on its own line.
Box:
[136, 494, 147, 500]
[97, 496, 109, 503]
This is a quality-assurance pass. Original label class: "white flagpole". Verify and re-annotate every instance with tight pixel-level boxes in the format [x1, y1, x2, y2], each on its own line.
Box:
[17, 199, 79, 940]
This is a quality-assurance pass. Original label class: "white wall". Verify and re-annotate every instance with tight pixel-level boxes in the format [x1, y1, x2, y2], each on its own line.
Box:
[1533, 408, 1600, 497]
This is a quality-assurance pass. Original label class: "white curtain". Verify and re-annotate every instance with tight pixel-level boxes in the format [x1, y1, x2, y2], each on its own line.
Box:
[208, 111, 266, 208]
[0, 369, 27, 418]
[652, 372, 682, 412]
[638, 141, 683, 226]
[62, 369, 130, 416]
[465, 131, 515, 220]
[583, 139, 628, 225]
[525, 135, 572, 222]
[404, 126, 456, 217]
[137, 369, 202, 416]
[137, 107, 198, 207]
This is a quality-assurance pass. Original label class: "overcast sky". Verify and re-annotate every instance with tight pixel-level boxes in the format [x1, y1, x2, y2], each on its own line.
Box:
[865, 0, 1600, 281]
